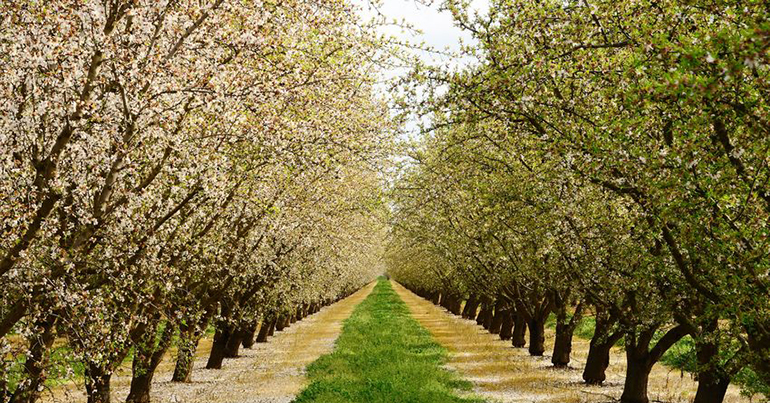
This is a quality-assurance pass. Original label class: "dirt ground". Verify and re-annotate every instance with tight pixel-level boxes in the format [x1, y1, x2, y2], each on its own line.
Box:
[42, 282, 375, 403]
[391, 281, 750, 403]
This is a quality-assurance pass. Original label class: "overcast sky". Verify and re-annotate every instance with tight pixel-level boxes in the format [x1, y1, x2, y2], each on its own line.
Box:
[350, 0, 489, 138]
[353, 0, 489, 66]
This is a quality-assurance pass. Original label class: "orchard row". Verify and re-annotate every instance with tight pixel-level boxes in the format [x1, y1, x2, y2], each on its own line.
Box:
[388, 1, 770, 403]
[0, 2, 391, 403]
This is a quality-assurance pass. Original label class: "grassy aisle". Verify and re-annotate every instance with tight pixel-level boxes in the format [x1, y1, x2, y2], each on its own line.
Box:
[293, 278, 483, 403]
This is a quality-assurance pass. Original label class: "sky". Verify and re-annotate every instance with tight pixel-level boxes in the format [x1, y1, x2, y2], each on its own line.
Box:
[351, 0, 490, 138]
[353, 0, 489, 66]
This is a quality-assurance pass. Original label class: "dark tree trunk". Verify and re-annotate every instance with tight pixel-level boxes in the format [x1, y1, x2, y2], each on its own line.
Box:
[224, 326, 242, 358]
[489, 301, 505, 334]
[206, 322, 231, 369]
[126, 323, 175, 403]
[552, 324, 573, 367]
[275, 315, 286, 331]
[476, 302, 488, 326]
[512, 313, 527, 348]
[450, 296, 462, 315]
[693, 333, 730, 403]
[256, 319, 273, 343]
[551, 302, 583, 367]
[620, 353, 652, 403]
[583, 307, 622, 384]
[583, 341, 614, 385]
[9, 315, 57, 403]
[528, 318, 546, 356]
[241, 321, 258, 349]
[462, 295, 477, 319]
[268, 320, 275, 336]
[620, 324, 690, 403]
[289, 313, 296, 324]
[499, 311, 514, 341]
[172, 321, 204, 383]
[84, 363, 112, 403]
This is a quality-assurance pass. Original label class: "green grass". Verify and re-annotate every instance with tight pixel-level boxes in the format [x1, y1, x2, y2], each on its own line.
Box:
[293, 278, 483, 403]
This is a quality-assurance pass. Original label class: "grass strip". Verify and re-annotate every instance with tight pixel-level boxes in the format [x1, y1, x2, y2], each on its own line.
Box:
[293, 278, 483, 403]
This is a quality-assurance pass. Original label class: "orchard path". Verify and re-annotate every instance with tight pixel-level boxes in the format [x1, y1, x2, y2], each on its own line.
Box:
[44, 282, 375, 403]
[391, 281, 749, 403]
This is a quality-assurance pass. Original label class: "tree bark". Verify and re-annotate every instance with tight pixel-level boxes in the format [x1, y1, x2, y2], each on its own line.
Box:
[205, 321, 231, 369]
[499, 311, 514, 341]
[9, 315, 58, 403]
[267, 320, 275, 336]
[256, 318, 273, 343]
[693, 334, 730, 403]
[620, 353, 652, 403]
[583, 308, 622, 384]
[241, 321, 258, 348]
[224, 325, 242, 358]
[275, 315, 286, 331]
[126, 323, 175, 403]
[528, 318, 546, 356]
[172, 323, 203, 382]
[551, 302, 583, 367]
[512, 313, 527, 348]
[489, 300, 505, 334]
[84, 363, 112, 403]
[462, 295, 477, 319]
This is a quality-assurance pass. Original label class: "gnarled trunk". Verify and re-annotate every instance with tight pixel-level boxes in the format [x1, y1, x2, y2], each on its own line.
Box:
[240, 320, 258, 349]
[512, 313, 527, 348]
[84, 363, 112, 403]
[9, 315, 57, 403]
[206, 321, 231, 369]
[583, 307, 622, 384]
[499, 311, 514, 341]
[551, 302, 583, 367]
[489, 301, 505, 334]
[693, 329, 730, 403]
[126, 323, 175, 403]
[256, 318, 273, 343]
[620, 353, 652, 403]
[528, 318, 546, 356]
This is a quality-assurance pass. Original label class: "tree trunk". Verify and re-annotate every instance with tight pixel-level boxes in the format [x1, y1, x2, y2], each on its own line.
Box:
[499, 311, 514, 340]
[172, 323, 202, 382]
[126, 323, 175, 403]
[267, 320, 275, 336]
[9, 315, 57, 403]
[462, 295, 477, 319]
[620, 353, 652, 403]
[241, 321, 258, 349]
[528, 318, 546, 356]
[489, 301, 505, 334]
[275, 315, 286, 331]
[205, 322, 231, 369]
[693, 337, 730, 403]
[583, 307, 622, 384]
[583, 341, 614, 385]
[551, 323, 573, 367]
[84, 363, 112, 403]
[256, 319, 273, 343]
[551, 302, 582, 367]
[512, 313, 527, 348]
[476, 302, 488, 326]
[224, 326, 242, 358]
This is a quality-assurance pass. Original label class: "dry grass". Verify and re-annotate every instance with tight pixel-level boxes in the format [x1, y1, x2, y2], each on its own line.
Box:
[391, 282, 750, 403]
[41, 282, 375, 403]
